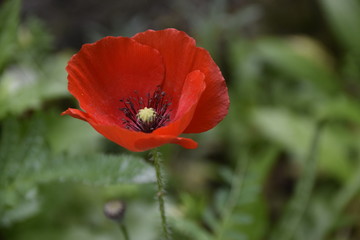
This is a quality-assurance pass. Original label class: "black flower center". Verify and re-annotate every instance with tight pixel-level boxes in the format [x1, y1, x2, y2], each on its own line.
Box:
[120, 86, 172, 133]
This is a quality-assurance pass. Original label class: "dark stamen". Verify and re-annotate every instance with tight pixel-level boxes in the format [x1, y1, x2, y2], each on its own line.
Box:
[119, 86, 172, 133]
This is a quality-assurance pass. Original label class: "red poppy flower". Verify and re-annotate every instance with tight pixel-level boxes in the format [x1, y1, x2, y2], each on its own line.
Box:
[62, 28, 229, 152]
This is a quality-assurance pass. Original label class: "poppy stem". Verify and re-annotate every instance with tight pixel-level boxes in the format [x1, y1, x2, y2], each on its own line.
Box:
[119, 223, 130, 240]
[150, 149, 171, 240]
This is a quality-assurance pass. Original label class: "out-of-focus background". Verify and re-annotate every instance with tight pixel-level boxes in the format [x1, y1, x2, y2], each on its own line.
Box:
[1, 0, 360, 239]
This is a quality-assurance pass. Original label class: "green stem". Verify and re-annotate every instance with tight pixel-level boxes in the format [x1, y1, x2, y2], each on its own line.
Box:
[150, 149, 171, 240]
[119, 223, 130, 240]
[216, 152, 250, 240]
[314, 160, 360, 240]
[270, 120, 326, 240]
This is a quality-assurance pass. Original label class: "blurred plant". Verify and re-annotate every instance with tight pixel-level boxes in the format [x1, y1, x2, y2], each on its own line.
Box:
[0, 113, 155, 226]
[0, 0, 20, 72]
[1, 0, 360, 239]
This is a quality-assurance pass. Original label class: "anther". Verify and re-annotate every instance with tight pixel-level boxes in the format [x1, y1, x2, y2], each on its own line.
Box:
[137, 107, 156, 124]
[119, 86, 172, 133]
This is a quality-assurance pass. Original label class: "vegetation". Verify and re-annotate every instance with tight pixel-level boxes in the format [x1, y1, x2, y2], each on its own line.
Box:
[1, 0, 360, 239]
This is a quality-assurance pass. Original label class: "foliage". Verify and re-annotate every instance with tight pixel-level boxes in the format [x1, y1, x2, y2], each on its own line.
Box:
[1, 0, 360, 239]
[0, 114, 155, 226]
[0, 0, 20, 72]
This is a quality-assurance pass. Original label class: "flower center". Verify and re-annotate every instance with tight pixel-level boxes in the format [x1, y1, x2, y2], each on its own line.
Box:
[120, 86, 172, 133]
[137, 107, 156, 124]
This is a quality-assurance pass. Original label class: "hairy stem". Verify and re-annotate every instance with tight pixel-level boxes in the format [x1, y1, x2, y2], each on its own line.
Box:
[150, 149, 171, 240]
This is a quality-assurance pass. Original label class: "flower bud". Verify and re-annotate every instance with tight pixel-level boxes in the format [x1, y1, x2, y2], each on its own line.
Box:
[103, 200, 126, 222]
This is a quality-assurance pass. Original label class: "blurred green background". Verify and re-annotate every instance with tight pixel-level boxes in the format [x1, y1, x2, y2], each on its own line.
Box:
[1, 0, 360, 239]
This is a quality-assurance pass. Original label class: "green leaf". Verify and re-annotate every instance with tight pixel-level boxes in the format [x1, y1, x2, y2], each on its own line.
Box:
[0, 53, 70, 119]
[0, 187, 40, 227]
[255, 37, 339, 93]
[0, 113, 155, 225]
[0, 114, 155, 186]
[44, 110, 102, 155]
[171, 217, 213, 240]
[316, 95, 360, 124]
[214, 148, 277, 240]
[0, 0, 21, 71]
[292, 156, 360, 240]
[228, 39, 264, 105]
[17, 17, 54, 64]
[270, 122, 324, 240]
[252, 108, 353, 181]
[320, 0, 360, 56]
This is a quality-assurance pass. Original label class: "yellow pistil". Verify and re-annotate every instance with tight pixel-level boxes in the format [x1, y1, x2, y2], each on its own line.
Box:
[137, 107, 156, 124]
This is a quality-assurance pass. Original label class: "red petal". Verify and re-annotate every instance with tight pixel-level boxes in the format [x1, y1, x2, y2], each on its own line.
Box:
[66, 36, 165, 125]
[132, 29, 229, 133]
[154, 70, 206, 136]
[135, 136, 198, 150]
[135, 70, 205, 151]
[75, 119, 197, 152]
[62, 70, 205, 152]
[61, 108, 89, 121]
[184, 48, 230, 133]
[132, 29, 197, 110]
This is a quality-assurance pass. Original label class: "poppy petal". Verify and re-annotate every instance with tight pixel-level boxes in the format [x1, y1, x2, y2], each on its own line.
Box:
[61, 109, 148, 151]
[171, 137, 198, 149]
[66, 36, 165, 125]
[154, 70, 206, 136]
[184, 48, 230, 133]
[87, 123, 197, 152]
[135, 136, 198, 150]
[132, 29, 197, 109]
[132, 28, 229, 133]
[93, 70, 205, 151]
[61, 108, 92, 122]
[62, 70, 205, 152]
